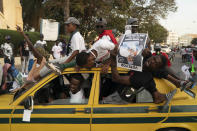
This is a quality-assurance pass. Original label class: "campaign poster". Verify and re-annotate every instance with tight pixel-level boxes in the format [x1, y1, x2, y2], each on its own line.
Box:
[40, 19, 60, 41]
[117, 33, 148, 71]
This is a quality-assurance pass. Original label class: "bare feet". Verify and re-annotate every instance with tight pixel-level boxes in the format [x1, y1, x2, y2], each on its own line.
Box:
[153, 89, 177, 104]
[180, 81, 193, 91]
[153, 91, 166, 104]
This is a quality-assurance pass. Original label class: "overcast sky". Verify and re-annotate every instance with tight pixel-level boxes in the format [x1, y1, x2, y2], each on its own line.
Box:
[159, 0, 197, 36]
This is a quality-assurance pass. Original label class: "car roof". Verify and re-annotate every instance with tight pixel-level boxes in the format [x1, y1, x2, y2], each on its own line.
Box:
[2, 67, 196, 106]
[62, 67, 130, 72]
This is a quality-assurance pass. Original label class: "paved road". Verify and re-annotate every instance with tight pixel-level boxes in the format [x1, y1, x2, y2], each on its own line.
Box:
[170, 52, 185, 80]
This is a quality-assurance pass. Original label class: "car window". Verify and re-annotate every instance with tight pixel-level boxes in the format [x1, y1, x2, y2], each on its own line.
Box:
[99, 73, 153, 104]
[33, 73, 94, 105]
[13, 73, 53, 102]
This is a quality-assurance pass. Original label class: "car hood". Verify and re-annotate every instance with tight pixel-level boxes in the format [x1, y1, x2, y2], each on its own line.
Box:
[0, 94, 14, 107]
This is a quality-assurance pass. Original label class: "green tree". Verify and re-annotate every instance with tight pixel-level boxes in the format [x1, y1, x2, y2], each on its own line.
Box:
[140, 22, 168, 43]
[20, 0, 44, 31]
[191, 38, 197, 45]
[21, 0, 177, 42]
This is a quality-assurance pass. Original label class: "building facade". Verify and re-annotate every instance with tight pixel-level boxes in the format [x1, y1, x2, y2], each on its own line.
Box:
[179, 34, 197, 46]
[0, 0, 23, 30]
[166, 31, 179, 46]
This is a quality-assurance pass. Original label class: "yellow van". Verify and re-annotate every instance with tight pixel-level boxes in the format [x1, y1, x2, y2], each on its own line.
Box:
[0, 68, 197, 131]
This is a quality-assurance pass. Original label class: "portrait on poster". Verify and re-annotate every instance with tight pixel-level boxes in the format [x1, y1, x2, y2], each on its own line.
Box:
[117, 33, 148, 71]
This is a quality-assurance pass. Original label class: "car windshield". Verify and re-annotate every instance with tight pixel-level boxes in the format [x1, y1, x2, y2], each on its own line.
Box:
[12, 72, 54, 103]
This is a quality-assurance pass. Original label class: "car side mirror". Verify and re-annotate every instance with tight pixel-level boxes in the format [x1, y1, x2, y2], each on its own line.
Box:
[23, 96, 33, 110]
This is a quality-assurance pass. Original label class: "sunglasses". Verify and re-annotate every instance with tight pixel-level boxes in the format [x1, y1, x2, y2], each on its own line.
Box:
[96, 25, 104, 28]
[131, 25, 139, 27]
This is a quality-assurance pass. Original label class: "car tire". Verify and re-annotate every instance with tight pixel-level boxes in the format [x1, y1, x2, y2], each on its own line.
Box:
[157, 127, 189, 131]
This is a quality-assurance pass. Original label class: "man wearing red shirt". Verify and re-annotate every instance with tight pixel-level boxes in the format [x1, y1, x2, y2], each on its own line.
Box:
[153, 43, 171, 67]
[95, 18, 118, 45]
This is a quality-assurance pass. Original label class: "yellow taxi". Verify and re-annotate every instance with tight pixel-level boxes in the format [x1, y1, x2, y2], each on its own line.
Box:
[0, 68, 197, 131]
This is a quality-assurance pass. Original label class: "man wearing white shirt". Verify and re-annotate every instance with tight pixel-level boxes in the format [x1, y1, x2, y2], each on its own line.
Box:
[66, 73, 85, 104]
[75, 18, 117, 72]
[76, 38, 115, 69]
[95, 18, 118, 45]
[35, 34, 47, 49]
[64, 17, 86, 62]
[17, 17, 86, 81]
[0, 36, 14, 66]
[47, 17, 86, 65]
[52, 42, 62, 59]
[36, 17, 86, 77]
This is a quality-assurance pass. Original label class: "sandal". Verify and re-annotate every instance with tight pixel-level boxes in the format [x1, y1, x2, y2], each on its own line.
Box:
[180, 81, 193, 91]
[46, 62, 61, 75]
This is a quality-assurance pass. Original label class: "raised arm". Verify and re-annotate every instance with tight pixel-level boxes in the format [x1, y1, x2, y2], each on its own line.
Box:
[16, 26, 43, 64]
[110, 48, 131, 86]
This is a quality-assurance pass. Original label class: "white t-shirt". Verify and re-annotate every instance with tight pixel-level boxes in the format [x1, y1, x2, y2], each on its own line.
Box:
[1, 43, 13, 57]
[29, 51, 34, 59]
[52, 45, 62, 59]
[58, 42, 63, 49]
[68, 32, 86, 56]
[35, 40, 47, 48]
[89, 36, 115, 63]
[69, 89, 85, 104]
[181, 49, 186, 55]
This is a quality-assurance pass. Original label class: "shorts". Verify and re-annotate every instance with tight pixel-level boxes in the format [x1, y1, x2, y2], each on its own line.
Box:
[39, 56, 68, 77]
[4, 57, 14, 65]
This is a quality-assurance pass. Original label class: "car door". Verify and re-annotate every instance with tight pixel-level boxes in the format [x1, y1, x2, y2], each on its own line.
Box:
[91, 72, 169, 131]
[0, 94, 14, 131]
[10, 71, 98, 131]
[161, 90, 197, 131]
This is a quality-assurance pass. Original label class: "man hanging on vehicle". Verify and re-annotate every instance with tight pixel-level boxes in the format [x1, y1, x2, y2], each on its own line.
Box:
[109, 47, 177, 104]
[16, 17, 86, 82]
[153, 43, 171, 67]
[75, 18, 118, 73]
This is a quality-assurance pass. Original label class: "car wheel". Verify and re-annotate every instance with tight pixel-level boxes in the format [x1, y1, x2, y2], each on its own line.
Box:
[157, 127, 189, 131]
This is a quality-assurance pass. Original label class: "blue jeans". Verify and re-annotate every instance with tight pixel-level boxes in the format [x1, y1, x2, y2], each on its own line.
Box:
[28, 59, 34, 72]
[4, 57, 14, 66]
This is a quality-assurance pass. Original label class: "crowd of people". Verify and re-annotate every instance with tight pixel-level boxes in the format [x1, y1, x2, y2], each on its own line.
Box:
[0, 17, 195, 105]
[180, 46, 193, 63]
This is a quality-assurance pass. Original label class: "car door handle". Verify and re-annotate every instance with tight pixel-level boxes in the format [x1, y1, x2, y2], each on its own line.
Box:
[147, 107, 159, 112]
[147, 106, 169, 113]
[147, 109, 159, 112]
[74, 108, 90, 114]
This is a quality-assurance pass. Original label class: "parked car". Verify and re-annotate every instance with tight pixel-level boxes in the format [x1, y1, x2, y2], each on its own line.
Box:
[0, 68, 197, 131]
[161, 45, 171, 54]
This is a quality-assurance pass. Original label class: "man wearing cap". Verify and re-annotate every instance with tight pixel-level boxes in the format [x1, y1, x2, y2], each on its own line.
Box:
[118, 17, 139, 44]
[30, 17, 85, 79]
[16, 17, 85, 81]
[95, 18, 118, 45]
[63, 17, 86, 63]
[76, 18, 117, 73]
[38, 17, 85, 78]
[0, 35, 14, 66]
[153, 43, 171, 67]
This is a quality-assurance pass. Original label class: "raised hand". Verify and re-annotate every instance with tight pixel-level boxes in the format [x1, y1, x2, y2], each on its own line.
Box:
[16, 25, 22, 33]
[110, 46, 118, 59]
[142, 48, 151, 57]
